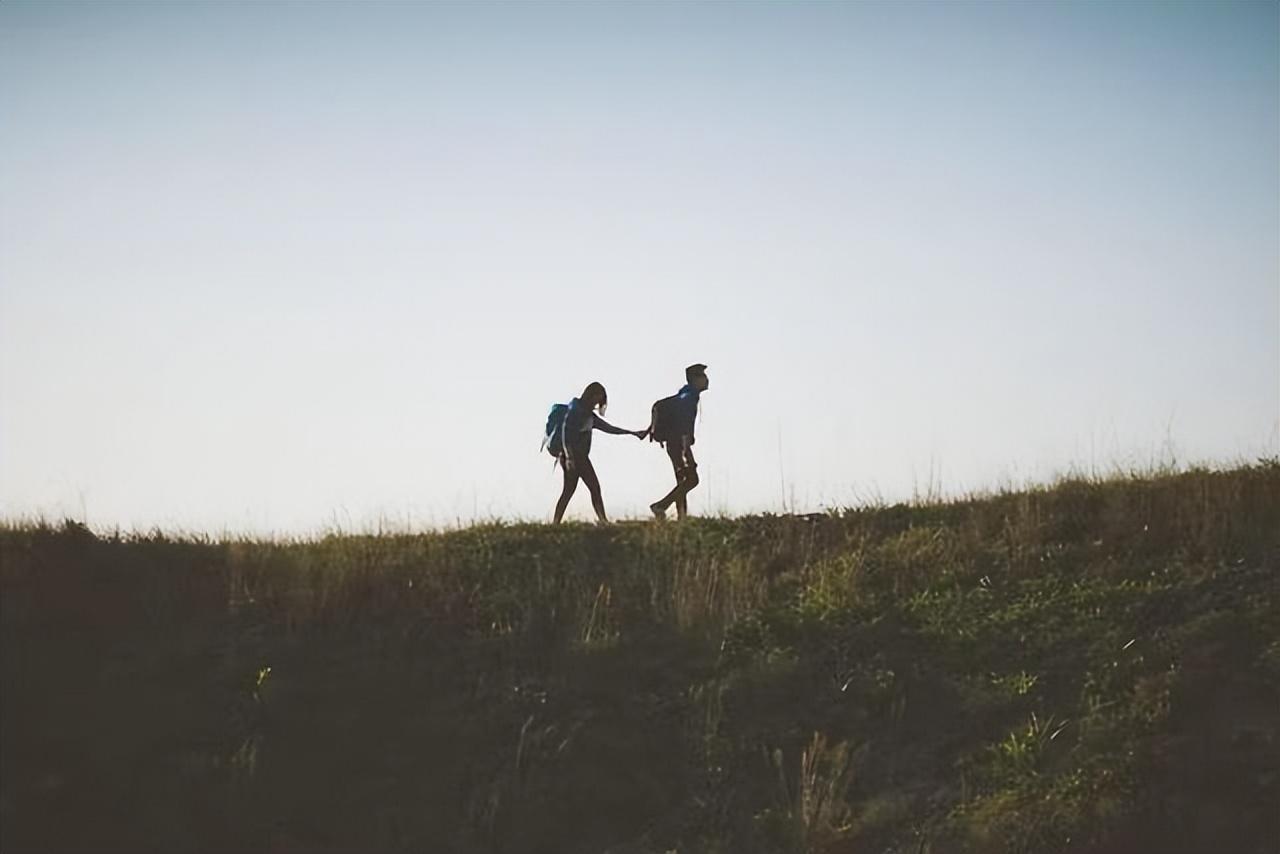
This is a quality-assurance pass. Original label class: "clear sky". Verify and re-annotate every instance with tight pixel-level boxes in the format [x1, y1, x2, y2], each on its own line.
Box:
[1, 1, 1276, 532]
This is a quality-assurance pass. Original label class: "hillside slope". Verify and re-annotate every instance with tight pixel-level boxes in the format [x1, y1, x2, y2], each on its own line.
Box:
[2, 463, 1278, 853]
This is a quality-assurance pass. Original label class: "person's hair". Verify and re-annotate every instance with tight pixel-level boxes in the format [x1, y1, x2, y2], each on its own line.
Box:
[581, 381, 608, 413]
[685, 364, 707, 383]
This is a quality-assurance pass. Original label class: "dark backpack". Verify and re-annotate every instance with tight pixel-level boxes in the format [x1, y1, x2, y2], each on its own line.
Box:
[648, 395, 682, 445]
[543, 403, 569, 457]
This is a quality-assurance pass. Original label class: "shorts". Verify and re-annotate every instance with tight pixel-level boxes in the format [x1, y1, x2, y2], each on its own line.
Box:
[666, 436, 697, 475]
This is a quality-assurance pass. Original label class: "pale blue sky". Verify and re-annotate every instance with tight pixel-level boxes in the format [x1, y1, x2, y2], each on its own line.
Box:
[1, 1, 1276, 531]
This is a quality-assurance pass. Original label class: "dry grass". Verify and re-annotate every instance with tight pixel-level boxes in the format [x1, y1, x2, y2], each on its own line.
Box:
[2, 460, 1277, 853]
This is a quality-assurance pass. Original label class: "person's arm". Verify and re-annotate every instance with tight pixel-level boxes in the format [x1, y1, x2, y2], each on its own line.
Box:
[593, 416, 646, 438]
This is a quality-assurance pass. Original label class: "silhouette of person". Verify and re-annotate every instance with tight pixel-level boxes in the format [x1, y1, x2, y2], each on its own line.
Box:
[554, 381, 646, 524]
[650, 364, 709, 520]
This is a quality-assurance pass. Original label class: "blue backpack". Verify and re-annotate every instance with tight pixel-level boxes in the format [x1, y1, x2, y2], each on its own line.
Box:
[542, 403, 569, 457]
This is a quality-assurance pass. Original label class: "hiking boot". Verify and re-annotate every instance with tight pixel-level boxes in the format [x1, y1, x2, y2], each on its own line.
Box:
[649, 502, 667, 520]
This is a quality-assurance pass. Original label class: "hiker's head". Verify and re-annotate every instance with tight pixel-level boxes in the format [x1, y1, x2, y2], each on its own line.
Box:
[686, 363, 709, 392]
[582, 381, 608, 413]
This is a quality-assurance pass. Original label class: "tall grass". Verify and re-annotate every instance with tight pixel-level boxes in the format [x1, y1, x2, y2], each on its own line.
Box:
[2, 461, 1277, 853]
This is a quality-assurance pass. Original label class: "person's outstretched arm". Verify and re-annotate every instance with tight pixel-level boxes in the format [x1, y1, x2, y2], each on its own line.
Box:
[593, 416, 646, 438]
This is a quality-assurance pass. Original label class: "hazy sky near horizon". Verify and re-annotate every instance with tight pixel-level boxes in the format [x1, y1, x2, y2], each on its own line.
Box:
[2, 1, 1277, 531]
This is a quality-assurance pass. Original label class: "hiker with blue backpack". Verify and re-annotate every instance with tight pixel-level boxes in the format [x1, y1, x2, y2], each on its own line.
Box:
[545, 381, 647, 524]
[647, 363, 709, 520]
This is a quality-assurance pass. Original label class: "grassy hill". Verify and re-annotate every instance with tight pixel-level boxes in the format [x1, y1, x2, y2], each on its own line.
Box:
[2, 462, 1278, 853]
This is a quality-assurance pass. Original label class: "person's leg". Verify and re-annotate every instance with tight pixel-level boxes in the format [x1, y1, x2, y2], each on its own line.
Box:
[651, 443, 685, 517]
[553, 461, 579, 523]
[674, 447, 699, 519]
[577, 455, 608, 522]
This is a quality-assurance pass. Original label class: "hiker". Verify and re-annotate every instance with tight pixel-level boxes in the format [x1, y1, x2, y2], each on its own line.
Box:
[546, 382, 647, 524]
[647, 363, 709, 520]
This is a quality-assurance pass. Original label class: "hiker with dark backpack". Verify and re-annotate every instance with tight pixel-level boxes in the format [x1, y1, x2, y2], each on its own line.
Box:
[647, 363, 709, 520]
[543, 381, 646, 524]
